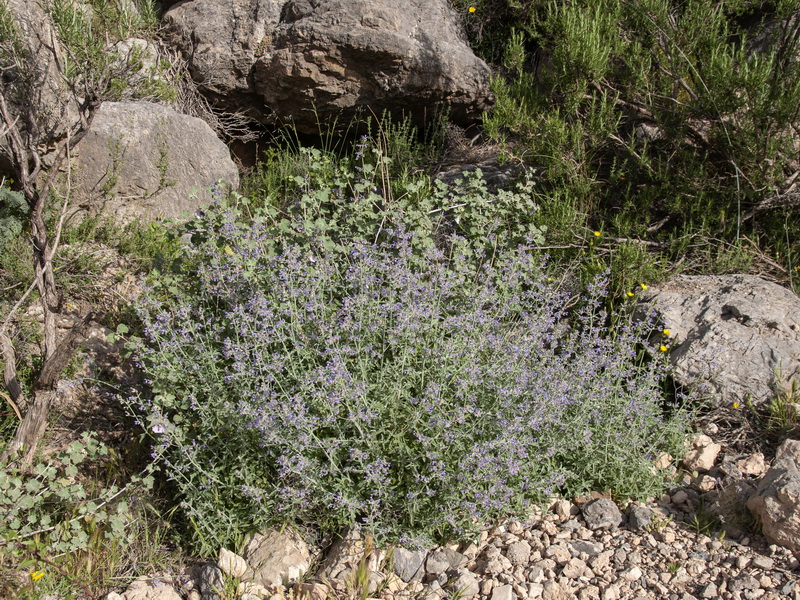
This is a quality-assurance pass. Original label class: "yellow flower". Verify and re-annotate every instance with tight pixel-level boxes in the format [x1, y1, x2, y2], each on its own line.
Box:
[547, 277, 553, 282]
[659, 345, 668, 352]
[733, 402, 740, 409]
[626, 291, 635, 298]
[593, 231, 601, 237]
[640, 283, 649, 290]
[469, 6, 476, 12]
[31, 571, 45, 582]
[663, 328, 671, 336]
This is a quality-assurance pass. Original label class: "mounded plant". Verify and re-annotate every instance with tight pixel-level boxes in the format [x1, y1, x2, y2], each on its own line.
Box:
[128, 200, 688, 554]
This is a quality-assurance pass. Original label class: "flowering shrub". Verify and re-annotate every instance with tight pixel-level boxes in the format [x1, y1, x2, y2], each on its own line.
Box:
[129, 204, 687, 554]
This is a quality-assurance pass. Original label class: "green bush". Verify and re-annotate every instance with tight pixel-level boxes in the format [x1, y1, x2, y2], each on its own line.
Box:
[473, 0, 800, 283]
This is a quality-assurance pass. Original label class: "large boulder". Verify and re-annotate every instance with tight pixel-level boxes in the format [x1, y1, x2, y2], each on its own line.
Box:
[640, 275, 800, 407]
[746, 457, 800, 552]
[72, 101, 239, 223]
[163, 0, 492, 132]
[0, 0, 81, 172]
[163, 0, 284, 116]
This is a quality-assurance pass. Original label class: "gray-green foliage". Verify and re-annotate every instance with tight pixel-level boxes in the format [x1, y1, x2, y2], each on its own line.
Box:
[0, 434, 153, 558]
[130, 199, 687, 553]
[241, 120, 545, 254]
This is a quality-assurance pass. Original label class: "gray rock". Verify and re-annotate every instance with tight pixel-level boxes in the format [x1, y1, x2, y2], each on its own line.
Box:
[775, 439, 800, 465]
[582, 499, 624, 531]
[491, 583, 515, 600]
[639, 275, 800, 407]
[197, 563, 224, 600]
[73, 101, 238, 223]
[163, 0, 283, 113]
[425, 550, 451, 576]
[627, 506, 655, 531]
[441, 547, 468, 570]
[0, 0, 81, 171]
[570, 540, 603, 556]
[165, 0, 491, 133]
[242, 526, 311, 589]
[436, 159, 525, 194]
[445, 567, 479, 600]
[701, 583, 717, 599]
[728, 575, 761, 592]
[747, 457, 800, 552]
[505, 540, 532, 566]
[120, 577, 183, 600]
[393, 547, 427, 583]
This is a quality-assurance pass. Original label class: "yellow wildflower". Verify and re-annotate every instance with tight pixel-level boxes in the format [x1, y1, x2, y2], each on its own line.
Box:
[626, 291, 635, 298]
[469, 6, 476, 12]
[733, 402, 740, 409]
[663, 328, 671, 336]
[659, 345, 668, 352]
[594, 231, 601, 237]
[640, 283, 649, 290]
[31, 571, 45, 582]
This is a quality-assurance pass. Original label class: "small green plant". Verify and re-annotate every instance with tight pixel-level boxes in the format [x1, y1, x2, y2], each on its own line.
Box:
[645, 513, 673, 534]
[0, 434, 157, 596]
[666, 561, 682, 575]
[0, 186, 27, 255]
[688, 503, 724, 537]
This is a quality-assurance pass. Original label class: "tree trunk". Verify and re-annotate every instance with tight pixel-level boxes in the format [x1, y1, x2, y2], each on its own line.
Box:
[0, 313, 97, 464]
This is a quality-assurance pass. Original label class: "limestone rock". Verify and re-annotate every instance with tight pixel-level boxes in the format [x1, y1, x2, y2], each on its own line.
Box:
[243, 527, 311, 589]
[72, 101, 238, 223]
[581, 499, 623, 531]
[163, 0, 283, 113]
[737, 452, 768, 477]
[294, 582, 330, 600]
[164, 0, 492, 133]
[0, 0, 81, 172]
[639, 274, 800, 407]
[682, 434, 721, 472]
[775, 438, 800, 464]
[491, 583, 514, 600]
[505, 540, 532, 566]
[393, 547, 427, 583]
[122, 577, 183, 600]
[218, 547, 248, 579]
[747, 458, 800, 552]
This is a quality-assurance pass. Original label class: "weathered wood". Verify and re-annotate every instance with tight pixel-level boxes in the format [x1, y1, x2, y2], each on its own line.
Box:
[0, 313, 98, 464]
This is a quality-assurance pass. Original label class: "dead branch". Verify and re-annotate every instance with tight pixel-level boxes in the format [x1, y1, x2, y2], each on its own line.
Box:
[742, 191, 800, 222]
[0, 312, 99, 465]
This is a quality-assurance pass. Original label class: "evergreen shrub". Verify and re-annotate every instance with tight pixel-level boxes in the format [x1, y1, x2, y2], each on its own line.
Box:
[128, 201, 688, 554]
